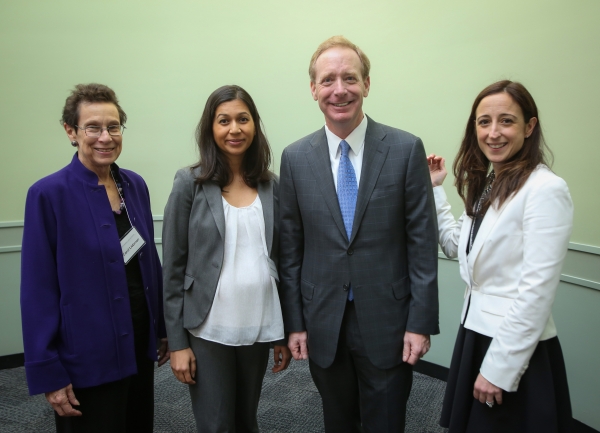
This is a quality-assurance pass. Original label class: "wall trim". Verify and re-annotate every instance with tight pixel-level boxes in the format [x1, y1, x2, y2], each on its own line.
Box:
[561, 275, 600, 292]
[1, 218, 165, 227]
[0, 221, 24, 228]
[0, 242, 163, 254]
[569, 242, 600, 255]
[574, 420, 600, 433]
[438, 253, 600, 292]
[6, 218, 600, 253]
[0, 246, 21, 254]
[413, 359, 448, 382]
[0, 353, 24, 370]
[11, 217, 600, 252]
[2, 220, 600, 292]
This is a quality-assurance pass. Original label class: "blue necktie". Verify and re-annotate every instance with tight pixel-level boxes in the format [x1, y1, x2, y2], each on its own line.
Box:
[337, 140, 357, 301]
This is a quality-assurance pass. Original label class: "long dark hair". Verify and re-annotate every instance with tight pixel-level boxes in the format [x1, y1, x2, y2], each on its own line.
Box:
[192, 85, 272, 188]
[453, 80, 552, 216]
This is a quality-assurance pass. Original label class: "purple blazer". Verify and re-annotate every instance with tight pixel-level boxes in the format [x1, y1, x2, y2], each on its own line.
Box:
[20, 153, 166, 395]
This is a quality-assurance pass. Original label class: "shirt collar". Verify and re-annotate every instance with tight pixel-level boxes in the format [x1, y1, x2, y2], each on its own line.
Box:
[325, 114, 368, 158]
[68, 152, 124, 186]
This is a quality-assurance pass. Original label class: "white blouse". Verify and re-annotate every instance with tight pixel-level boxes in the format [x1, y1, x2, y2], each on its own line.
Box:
[189, 195, 284, 345]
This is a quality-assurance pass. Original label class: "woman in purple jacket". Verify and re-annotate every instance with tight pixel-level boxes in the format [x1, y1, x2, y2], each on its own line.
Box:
[20, 83, 168, 432]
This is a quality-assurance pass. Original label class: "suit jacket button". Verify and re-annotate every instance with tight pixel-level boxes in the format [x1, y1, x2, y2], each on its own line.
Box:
[343, 284, 349, 291]
[347, 249, 354, 255]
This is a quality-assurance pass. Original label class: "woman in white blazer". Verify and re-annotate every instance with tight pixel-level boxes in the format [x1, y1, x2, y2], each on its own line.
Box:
[162, 85, 291, 432]
[428, 80, 573, 433]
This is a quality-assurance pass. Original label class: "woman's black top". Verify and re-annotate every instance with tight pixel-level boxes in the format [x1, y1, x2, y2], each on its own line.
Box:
[111, 169, 150, 358]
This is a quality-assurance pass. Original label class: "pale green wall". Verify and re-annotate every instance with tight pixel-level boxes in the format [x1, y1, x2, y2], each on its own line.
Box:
[1, 0, 599, 244]
[1, 0, 599, 429]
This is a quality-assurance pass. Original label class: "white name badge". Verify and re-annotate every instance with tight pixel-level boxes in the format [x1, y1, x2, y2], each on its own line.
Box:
[120, 226, 146, 264]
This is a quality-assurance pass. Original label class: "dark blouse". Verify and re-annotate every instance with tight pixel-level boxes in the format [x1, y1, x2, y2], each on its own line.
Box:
[466, 213, 484, 256]
[112, 170, 150, 357]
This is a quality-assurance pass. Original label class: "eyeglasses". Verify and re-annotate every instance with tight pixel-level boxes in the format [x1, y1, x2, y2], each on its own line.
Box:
[76, 125, 126, 137]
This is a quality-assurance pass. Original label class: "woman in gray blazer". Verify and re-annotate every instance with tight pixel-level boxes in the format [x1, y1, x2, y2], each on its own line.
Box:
[162, 85, 291, 432]
[428, 81, 573, 433]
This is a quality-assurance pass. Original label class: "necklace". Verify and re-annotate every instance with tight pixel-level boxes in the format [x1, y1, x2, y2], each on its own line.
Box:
[110, 170, 126, 214]
[468, 171, 495, 253]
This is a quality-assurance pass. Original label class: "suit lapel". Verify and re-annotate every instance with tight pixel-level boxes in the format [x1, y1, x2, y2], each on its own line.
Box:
[306, 128, 347, 240]
[458, 214, 471, 265]
[203, 182, 226, 240]
[258, 180, 273, 255]
[350, 118, 389, 243]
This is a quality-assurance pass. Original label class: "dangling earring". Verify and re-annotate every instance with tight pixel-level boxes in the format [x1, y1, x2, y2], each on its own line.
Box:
[71, 140, 78, 147]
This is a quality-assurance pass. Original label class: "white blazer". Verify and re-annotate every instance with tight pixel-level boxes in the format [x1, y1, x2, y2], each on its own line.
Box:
[435, 164, 573, 392]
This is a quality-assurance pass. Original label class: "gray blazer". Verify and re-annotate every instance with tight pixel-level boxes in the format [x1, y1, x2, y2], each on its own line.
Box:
[162, 167, 280, 351]
[279, 116, 439, 369]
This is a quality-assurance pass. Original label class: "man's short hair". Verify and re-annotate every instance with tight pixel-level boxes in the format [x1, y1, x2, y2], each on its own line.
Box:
[309, 35, 371, 83]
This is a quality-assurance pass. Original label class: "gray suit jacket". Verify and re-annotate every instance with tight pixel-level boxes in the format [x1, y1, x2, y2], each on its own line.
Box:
[162, 167, 280, 351]
[279, 116, 439, 369]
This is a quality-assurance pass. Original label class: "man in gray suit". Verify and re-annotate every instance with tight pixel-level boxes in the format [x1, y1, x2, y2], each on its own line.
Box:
[279, 36, 439, 432]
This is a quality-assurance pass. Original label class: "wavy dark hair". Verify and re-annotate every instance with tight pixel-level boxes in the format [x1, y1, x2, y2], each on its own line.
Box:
[453, 80, 552, 216]
[61, 83, 127, 128]
[193, 85, 272, 188]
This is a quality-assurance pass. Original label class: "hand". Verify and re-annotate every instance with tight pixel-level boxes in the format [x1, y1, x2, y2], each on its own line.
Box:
[288, 331, 309, 360]
[473, 373, 503, 406]
[402, 331, 431, 365]
[170, 347, 197, 385]
[427, 154, 447, 187]
[272, 345, 292, 373]
[157, 338, 170, 367]
[45, 384, 82, 417]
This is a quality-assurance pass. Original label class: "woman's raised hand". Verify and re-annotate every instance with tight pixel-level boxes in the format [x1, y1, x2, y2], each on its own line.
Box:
[427, 154, 447, 187]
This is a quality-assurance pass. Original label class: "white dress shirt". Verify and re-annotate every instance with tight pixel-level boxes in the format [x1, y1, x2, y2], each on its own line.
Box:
[325, 114, 368, 189]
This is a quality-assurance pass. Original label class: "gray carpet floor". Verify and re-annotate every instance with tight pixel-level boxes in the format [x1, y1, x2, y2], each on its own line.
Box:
[0, 351, 448, 432]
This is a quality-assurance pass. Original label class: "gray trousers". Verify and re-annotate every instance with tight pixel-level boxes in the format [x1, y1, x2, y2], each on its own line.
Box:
[188, 336, 270, 433]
